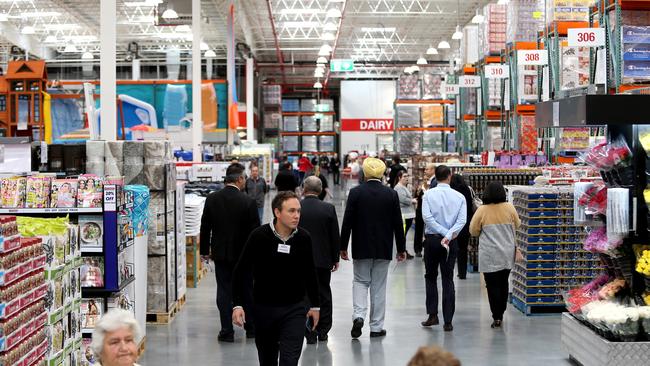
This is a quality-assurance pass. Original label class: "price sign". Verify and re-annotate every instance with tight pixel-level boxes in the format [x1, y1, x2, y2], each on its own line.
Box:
[485, 64, 509, 79]
[104, 185, 117, 211]
[441, 82, 459, 95]
[459, 75, 481, 88]
[568, 28, 605, 47]
[517, 50, 548, 66]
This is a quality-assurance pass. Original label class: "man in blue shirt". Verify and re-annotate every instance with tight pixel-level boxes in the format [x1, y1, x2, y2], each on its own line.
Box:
[420, 165, 467, 332]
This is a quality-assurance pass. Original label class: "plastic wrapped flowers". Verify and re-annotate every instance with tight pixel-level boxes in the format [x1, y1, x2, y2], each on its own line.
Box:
[583, 301, 640, 341]
[579, 136, 633, 171]
[583, 226, 623, 254]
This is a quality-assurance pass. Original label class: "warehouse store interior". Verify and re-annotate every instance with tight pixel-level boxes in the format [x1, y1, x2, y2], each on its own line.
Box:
[1, 0, 650, 366]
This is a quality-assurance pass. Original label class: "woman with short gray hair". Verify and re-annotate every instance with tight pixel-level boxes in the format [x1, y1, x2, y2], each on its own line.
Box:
[90, 309, 142, 366]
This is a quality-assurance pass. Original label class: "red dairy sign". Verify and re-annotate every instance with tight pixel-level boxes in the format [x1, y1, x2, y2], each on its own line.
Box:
[341, 118, 394, 131]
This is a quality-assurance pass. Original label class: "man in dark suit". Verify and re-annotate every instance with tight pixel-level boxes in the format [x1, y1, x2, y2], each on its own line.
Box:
[299, 176, 340, 344]
[200, 163, 260, 342]
[340, 157, 407, 339]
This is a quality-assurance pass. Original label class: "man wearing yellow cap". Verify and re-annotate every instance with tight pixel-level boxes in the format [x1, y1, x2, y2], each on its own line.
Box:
[340, 157, 407, 339]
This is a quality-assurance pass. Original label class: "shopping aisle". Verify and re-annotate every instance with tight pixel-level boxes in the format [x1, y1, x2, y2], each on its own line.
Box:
[140, 185, 571, 366]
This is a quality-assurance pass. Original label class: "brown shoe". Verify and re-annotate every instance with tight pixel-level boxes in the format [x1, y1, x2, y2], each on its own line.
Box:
[421, 315, 439, 327]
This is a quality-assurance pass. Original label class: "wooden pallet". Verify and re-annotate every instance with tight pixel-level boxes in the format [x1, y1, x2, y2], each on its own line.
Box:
[137, 336, 146, 357]
[511, 296, 565, 316]
[177, 294, 187, 310]
[146, 302, 178, 324]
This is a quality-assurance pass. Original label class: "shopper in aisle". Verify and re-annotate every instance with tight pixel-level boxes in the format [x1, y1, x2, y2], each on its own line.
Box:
[319, 154, 330, 176]
[232, 191, 320, 366]
[91, 309, 141, 366]
[414, 163, 437, 257]
[340, 157, 407, 339]
[330, 153, 341, 185]
[245, 165, 269, 223]
[394, 170, 416, 259]
[275, 163, 299, 192]
[200, 163, 260, 342]
[299, 176, 340, 344]
[450, 174, 474, 280]
[469, 181, 521, 328]
[307, 166, 332, 201]
[388, 154, 406, 188]
[420, 165, 467, 332]
[298, 154, 313, 184]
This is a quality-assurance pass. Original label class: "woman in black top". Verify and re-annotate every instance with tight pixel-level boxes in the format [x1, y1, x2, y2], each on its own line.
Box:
[450, 174, 474, 279]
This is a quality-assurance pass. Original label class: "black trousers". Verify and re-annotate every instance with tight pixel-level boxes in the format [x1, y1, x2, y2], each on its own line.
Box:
[483, 269, 511, 321]
[424, 235, 458, 324]
[315, 268, 332, 335]
[332, 169, 340, 185]
[214, 261, 255, 335]
[456, 229, 470, 278]
[414, 210, 424, 254]
[404, 218, 414, 239]
[253, 302, 307, 366]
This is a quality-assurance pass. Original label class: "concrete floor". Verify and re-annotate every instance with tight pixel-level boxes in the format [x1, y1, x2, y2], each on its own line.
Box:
[140, 183, 572, 366]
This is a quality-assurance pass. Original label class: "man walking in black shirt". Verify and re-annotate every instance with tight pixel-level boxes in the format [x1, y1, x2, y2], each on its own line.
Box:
[329, 153, 341, 185]
[199, 163, 260, 342]
[232, 191, 320, 366]
[299, 176, 340, 344]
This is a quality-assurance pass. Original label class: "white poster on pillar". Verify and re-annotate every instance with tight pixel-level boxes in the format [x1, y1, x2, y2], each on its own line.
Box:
[340, 80, 396, 155]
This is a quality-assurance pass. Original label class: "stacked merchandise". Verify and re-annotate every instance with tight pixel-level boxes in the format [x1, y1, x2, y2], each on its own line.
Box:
[263, 113, 281, 129]
[480, 3, 507, 56]
[518, 66, 538, 103]
[481, 151, 548, 168]
[462, 168, 541, 196]
[283, 116, 300, 132]
[319, 115, 334, 132]
[422, 74, 443, 100]
[485, 126, 505, 151]
[511, 186, 600, 314]
[486, 78, 502, 108]
[301, 136, 318, 153]
[184, 194, 205, 237]
[397, 74, 421, 100]
[460, 88, 478, 115]
[147, 185, 177, 314]
[0, 217, 50, 366]
[16, 216, 83, 365]
[377, 134, 395, 153]
[398, 131, 422, 156]
[175, 183, 187, 302]
[421, 105, 444, 127]
[560, 41, 590, 90]
[447, 104, 456, 127]
[281, 99, 300, 112]
[319, 136, 335, 153]
[300, 99, 318, 112]
[462, 25, 480, 65]
[396, 106, 421, 128]
[617, 10, 650, 84]
[545, 0, 590, 23]
[519, 115, 539, 152]
[301, 116, 319, 132]
[507, 0, 545, 43]
[422, 132, 444, 153]
[262, 85, 282, 106]
[282, 136, 299, 152]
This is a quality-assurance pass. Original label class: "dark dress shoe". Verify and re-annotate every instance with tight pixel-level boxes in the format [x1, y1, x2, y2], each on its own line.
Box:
[458, 275, 467, 280]
[415, 252, 423, 258]
[406, 252, 415, 260]
[369, 330, 387, 337]
[318, 333, 329, 342]
[491, 320, 502, 328]
[443, 323, 453, 332]
[305, 332, 317, 344]
[351, 318, 364, 338]
[421, 315, 439, 327]
[218, 332, 235, 343]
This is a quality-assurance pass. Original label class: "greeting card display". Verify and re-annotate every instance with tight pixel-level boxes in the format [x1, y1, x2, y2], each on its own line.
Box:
[80, 256, 105, 288]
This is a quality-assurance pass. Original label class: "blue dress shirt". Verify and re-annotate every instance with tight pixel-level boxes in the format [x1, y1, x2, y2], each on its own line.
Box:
[422, 183, 467, 240]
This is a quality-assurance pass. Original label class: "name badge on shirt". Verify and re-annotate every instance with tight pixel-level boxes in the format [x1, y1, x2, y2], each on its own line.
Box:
[277, 243, 291, 254]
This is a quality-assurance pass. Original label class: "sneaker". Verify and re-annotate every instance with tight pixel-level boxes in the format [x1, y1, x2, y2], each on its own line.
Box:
[421, 315, 439, 327]
[369, 330, 387, 337]
[351, 318, 364, 338]
[443, 323, 453, 332]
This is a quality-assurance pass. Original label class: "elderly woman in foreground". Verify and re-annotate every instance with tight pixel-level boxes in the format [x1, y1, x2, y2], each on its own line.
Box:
[91, 309, 141, 366]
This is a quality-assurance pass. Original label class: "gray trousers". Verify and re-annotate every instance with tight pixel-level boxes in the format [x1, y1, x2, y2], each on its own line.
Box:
[352, 259, 391, 332]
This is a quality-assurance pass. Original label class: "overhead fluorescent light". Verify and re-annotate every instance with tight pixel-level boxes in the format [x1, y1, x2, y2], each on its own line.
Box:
[411, 65, 420, 73]
[437, 40, 450, 49]
[316, 65, 325, 72]
[316, 56, 328, 64]
[471, 9, 484, 24]
[313, 81, 323, 89]
[452, 25, 463, 40]
[21, 25, 35, 35]
[64, 44, 78, 53]
[321, 32, 336, 41]
[161, 8, 178, 19]
[81, 51, 94, 60]
[323, 22, 338, 31]
[205, 49, 217, 58]
[318, 49, 330, 56]
[320, 44, 332, 53]
[361, 27, 396, 32]
[200, 42, 209, 50]
[314, 70, 324, 77]
[43, 23, 80, 31]
[404, 66, 413, 74]
[326, 8, 342, 18]
[417, 57, 427, 65]
[426, 47, 438, 55]
[280, 8, 324, 15]
[0, 13, 8, 22]
[283, 21, 320, 28]
[21, 11, 60, 18]
[176, 25, 191, 32]
[44, 35, 58, 43]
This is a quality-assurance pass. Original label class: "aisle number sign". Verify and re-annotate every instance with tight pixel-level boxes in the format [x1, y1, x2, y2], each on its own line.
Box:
[485, 64, 509, 79]
[568, 28, 605, 47]
[330, 59, 355, 72]
[441, 82, 459, 95]
[459, 75, 481, 88]
[517, 50, 548, 66]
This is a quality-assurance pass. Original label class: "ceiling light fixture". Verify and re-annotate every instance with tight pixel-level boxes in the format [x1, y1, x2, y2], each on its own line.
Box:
[326, 8, 342, 18]
[321, 32, 335, 41]
[64, 44, 78, 53]
[21, 25, 35, 35]
[426, 47, 438, 55]
[417, 56, 427, 65]
[314, 81, 323, 89]
[81, 51, 94, 60]
[200, 42, 209, 50]
[323, 22, 338, 31]
[437, 41, 450, 49]
[411, 65, 420, 73]
[161, 6, 178, 19]
[320, 44, 332, 53]
[314, 70, 324, 77]
[452, 25, 463, 40]
[471, 9, 484, 24]
[316, 56, 328, 64]
[204, 49, 217, 58]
